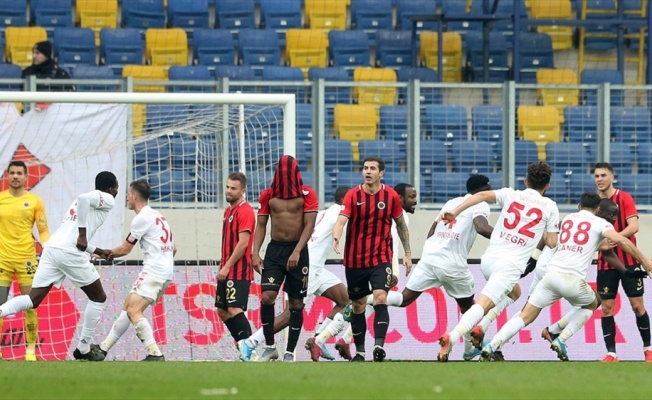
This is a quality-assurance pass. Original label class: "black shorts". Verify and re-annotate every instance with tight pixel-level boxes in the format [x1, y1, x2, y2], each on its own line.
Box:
[345, 263, 392, 301]
[597, 267, 645, 300]
[215, 279, 251, 311]
[261, 240, 309, 299]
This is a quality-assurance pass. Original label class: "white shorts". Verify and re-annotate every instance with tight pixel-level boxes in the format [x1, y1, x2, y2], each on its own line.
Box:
[130, 271, 171, 304]
[406, 260, 475, 299]
[480, 257, 522, 305]
[527, 264, 548, 296]
[308, 267, 342, 297]
[32, 247, 100, 289]
[529, 270, 596, 309]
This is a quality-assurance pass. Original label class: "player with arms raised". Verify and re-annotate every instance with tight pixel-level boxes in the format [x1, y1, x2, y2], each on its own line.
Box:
[0, 160, 50, 361]
[0, 171, 118, 361]
[438, 161, 559, 362]
[94, 179, 176, 361]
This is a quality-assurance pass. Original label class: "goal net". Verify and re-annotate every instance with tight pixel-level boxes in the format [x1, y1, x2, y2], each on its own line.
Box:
[0, 91, 296, 361]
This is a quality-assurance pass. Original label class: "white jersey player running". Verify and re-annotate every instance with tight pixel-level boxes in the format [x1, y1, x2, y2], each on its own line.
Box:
[481, 192, 652, 361]
[0, 171, 119, 361]
[438, 161, 560, 362]
[95, 179, 176, 361]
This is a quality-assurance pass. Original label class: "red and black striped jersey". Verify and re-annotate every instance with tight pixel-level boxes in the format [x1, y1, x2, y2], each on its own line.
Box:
[597, 189, 639, 270]
[221, 200, 256, 280]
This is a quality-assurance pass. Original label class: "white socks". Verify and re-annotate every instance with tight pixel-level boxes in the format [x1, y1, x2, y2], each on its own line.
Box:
[549, 307, 579, 335]
[365, 292, 403, 307]
[246, 327, 265, 348]
[135, 318, 162, 356]
[100, 310, 131, 352]
[451, 304, 485, 343]
[490, 316, 526, 349]
[479, 297, 515, 333]
[0, 295, 34, 318]
[77, 300, 104, 353]
[315, 317, 332, 335]
[316, 313, 348, 346]
[559, 308, 593, 343]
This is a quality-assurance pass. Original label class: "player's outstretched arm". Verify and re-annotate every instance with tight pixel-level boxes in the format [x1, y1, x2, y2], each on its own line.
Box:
[426, 219, 438, 238]
[110, 241, 135, 259]
[473, 215, 493, 239]
[604, 230, 652, 277]
[395, 214, 412, 276]
[442, 190, 496, 222]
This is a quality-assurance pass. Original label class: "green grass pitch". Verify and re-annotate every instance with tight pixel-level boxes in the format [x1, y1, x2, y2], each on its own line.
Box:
[1, 362, 651, 399]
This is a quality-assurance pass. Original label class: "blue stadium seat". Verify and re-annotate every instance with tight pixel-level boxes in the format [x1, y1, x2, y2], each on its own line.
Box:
[514, 140, 540, 178]
[301, 171, 314, 187]
[31, 0, 73, 32]
[432, 172, 467, 202]
[483, 172, 504, 189]
[359, 140, 405, 172]
[617, 173, 652, 204]
[308, 67, 352, 103]
[379, 106, 408, 142]
[464, 31, 510, 83]
[296, 103, 313, 143]
[0, 64, 23, 91]
[215, 0, 256, 42]
[396, 0, 439, 32]
[324, 139, 355, 174]
[423, 105, 468, 141]
[150, 169, 196, 202]
[350, 0, 393, 45]
[334, 171, 362, 188]
[328, 30, 371, 71]
[441, 0, 483, 42]
[72, 66, 118, 92]
[580, 69, 624, 106]
[563, 106, 598, 142]
[100, 28, 144, 67]
[584, 0, 618, 50]
[133, 136, 171, 176]
[122, 0, 166, 30]
[214, 65, 256, 92]
[515, 33, 554, 83]
[376, 30, 414, 68]
[170, 133, 198, 167]
[238, 29, 281, 76]
[396, 67, 442, 104]
[193, 29, 236, 66]
[168, 66, 213, 92]
[247, 106, 284, 140]
[472, 105, 503, 142]
[568, 173, 597, 203]
[261, 66, 306, 101]
[420, 140, 449, 174]
[623, 0, 646, 49]
[610, 107, 651, 142]
[53, 28, 96, 67]
[259, 0, 302, 46]
[585, 142, 634, 174]
[296, 140, 312, 166]
[451, 140, 498, 173]
[0, 0, 27, 28]
[491, 0, 528, 48]
[545, 174, 569, 204]
[145, 105, 190, 133]
[637, 143, 652, 173]
[545, 142, 592, 174]
[167, 0, 211, 45]
[383, 172, 408, 187]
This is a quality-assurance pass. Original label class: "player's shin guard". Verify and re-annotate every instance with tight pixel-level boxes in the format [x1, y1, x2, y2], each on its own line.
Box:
[0, 295, 34, 317]
[25, 309, 38, 351]
[286, 308, 304, 353]
[601, 316, 617, 353]
[373, 304, 390, 347]
[351, 312, 367, 354]
[549, 307, 578, 334]
[318, 312, 347, 346]
[559, 308, 593, 342]
[101, 310, 130, 352]
[451, 304, 485, 343]
[479, 297, 514, 333]
[78, 300, 104, 353]
[135, 318, 162, 356]
[228, 312, 253, 343]
[490, 316, 525, 349]
[636, 312, 651, 347]
[260, 303, 276, 346]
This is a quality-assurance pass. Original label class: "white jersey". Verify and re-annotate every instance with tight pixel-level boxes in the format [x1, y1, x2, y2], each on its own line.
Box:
[391, 210, 409, 256]
[45, 190, 115, 252]
[421, 194, 490, 270]
[308, 204, 341, 269]
[547, 210, 614, 279]
[126, 205, 175, 281]
[483, 187, 560, 271]
[535, 245, 557, 275]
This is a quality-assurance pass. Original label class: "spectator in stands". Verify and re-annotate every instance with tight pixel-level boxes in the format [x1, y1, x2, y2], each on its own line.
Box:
[22, 41, 75, 92]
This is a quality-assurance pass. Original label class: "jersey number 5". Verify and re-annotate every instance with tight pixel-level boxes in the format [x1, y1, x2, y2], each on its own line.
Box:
[503, 202, 543, 238]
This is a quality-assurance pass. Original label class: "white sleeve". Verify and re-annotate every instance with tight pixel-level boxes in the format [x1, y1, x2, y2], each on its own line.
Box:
[493, 188, 511, 208]
[76, 191, 97, 228]
[546, 204, 560, 233]
[129, 213, 153, 242]
[472, 202, 491, 220]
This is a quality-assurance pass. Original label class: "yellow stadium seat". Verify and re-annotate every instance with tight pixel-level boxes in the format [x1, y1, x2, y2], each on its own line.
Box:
[419, 31, 463, 82]
[285, 29, 329, 76]
[531, 0, 573, 50]
[353, 67, 397, 106]
[334, 104, 378, 160]
[305, 0, 348, 30]
[145, 28, 188, 67]
[536, 68, 579, 121]
[5, 27, 48, 67]
[132, 104, 145, 138]
[76, 0, 119, 47]
[122, 65, 168, 92]
[517, 105, 561, 159]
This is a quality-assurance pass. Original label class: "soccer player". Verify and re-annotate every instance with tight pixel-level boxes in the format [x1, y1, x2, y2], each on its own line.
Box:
[0, 171, 118, 361]
[253, 155, 318, 362]
[94, 179, 176, 361]
[437, 161, 559, 362]
[390, 183, 417, 282]
[593, 162, 651, 362]
[0, 160, 50, 361]
[332, 157, 412, 362]
[480, 192, 652, 361]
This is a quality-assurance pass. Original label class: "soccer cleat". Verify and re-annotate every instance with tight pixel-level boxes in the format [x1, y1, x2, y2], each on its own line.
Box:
[437, 334, 452, 362]
[304, 337, 322, 362]
[644, 349, 652, 363]
[257, 346, 279, 362]
[335, 338, 352, 360]
[342, 304, 353, 322]
[90, 344, 107, 361]
[237, 339, 254, 362]
[480, 344, 494, 362]
[372, 346, 386, 362]
[320, 343, 335, 361]
[462, 347, 481, 361]
[142, 354, 165, 361]
[25, 351, 37, 362]
[350, 353, 365, 362]
[550, 339, 569, 361]
[282, 352, 295, 362]
[470, 325, 485, 350]
[492, 350, 505, 362]
[601, 353, 619, 363]
[541, 327, 559, 344]
[73, 347, 106, 362]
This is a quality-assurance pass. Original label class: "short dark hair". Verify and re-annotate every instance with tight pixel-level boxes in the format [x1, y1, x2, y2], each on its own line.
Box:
[579, 192, 601, 209]
[228, 172, 247, 188]
[130, 179, 151, 201]
[334, 186, 350, 204]
[526, 161, 552, 190]
[599, 198, 617, 212]
[393, 183, 414, 197]
[95, 171, 118, 192]
[361, 156, 385, 172]
[7, 160, 27, 173]
[466, 174, 490, 194]
[593, 162, 614, 174]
